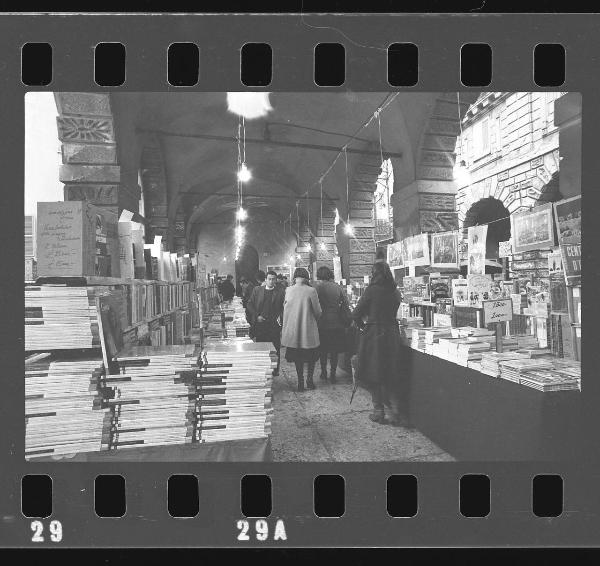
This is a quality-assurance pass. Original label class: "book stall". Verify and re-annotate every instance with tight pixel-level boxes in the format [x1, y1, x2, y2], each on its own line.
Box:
[24, 201, 273, 462]
[383, 197, 582, 460]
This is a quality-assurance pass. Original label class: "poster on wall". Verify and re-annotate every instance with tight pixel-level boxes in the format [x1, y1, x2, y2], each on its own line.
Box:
[429, 275, 451, 300]
[467, 225, 488, 275]
[553, 195, 581, 245]
[406, 233, 430, 266]
[510, 203, 555, 253]
[467, 273, 493, 307]
[402, 276, 429, 303]
[386, 241, 404, 269]
[498, 239, 513, 258]
[548, 250, 563, 274]
[451, 278, 469, 306]
[560, 243, 581, 286]
[430, 231, 459, 269]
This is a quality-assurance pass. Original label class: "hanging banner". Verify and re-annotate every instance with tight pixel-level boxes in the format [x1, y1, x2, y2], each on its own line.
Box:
[467, 225, 488, 275]
[430, 230, 459, 269]
[386, 240, 404, 270]
[405, 233, 430, 266]
[510, 202, 555, 253]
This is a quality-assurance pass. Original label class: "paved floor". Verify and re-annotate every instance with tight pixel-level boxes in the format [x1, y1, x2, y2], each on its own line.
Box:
[271, 359, 455, 462]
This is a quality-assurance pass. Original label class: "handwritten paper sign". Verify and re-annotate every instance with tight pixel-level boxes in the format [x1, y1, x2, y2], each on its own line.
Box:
[483, 298, 513, 324]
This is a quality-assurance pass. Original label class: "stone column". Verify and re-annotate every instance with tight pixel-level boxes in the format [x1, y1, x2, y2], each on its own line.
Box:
[56, 92, 140, 217]
[295, 220, 314, 272]
[346, 153, 380, 284]
[313, 204, 338, 272]
[140, 137, 169, 245]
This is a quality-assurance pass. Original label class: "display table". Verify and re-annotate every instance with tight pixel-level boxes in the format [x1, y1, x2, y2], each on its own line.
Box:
[404, 346, 582, 461]
[32, 437, 272, 462]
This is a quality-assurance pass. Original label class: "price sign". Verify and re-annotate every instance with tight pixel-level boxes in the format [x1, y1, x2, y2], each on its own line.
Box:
[483, 298, 513, 324]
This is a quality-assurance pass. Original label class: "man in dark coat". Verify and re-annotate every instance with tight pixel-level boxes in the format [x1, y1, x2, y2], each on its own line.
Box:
[247, 270, 285, 376]
[220, 274, 236, 301]
[351, 261, 408, 426]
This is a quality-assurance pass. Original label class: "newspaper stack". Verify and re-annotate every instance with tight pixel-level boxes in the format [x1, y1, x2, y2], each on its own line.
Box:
[25, 285, 102, 351]
[196, 341, 276, 443]
[480, 351, 528, 377]
[424, 327, 453, 354]
[499, 357, 554, 383]
[516, 348, 553, 358]
[25, 354, 110, 459]
[108, 345, 200, 449]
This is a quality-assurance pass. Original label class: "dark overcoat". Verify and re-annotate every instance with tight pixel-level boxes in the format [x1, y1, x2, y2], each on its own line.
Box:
[351, 284, 404, 388]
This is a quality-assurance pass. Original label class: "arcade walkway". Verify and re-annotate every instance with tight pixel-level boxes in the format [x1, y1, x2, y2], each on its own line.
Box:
[270, 358, 455, 462]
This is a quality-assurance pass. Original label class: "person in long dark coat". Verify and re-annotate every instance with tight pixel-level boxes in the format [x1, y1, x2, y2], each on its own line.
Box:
[314, 265, 350, 382]
[351, 261, 407, 426]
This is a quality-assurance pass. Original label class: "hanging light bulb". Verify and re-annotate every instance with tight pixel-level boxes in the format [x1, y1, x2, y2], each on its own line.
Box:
[223, 256, 227, 262]
[227, 92, 273, 119]
[296, 254, 302, 261]
[237, 163, 251, 183]
[453, 159, 471, 187]
[236, 207, 247, 220]
[319, 241, 327, 251]
[289, 255, 295, 263]
[344, 223, 354, 236]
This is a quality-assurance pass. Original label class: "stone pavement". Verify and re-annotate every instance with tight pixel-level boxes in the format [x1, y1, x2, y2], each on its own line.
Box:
[270, 359, 455, 462]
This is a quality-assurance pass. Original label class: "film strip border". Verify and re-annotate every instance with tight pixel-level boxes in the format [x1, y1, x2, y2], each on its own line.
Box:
[2, 13, 599, 547]
[21, 42, 566, 89]
[10, 466, 596, 546]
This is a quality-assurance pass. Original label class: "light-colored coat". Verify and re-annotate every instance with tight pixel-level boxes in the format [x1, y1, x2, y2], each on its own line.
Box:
[281, 283, 322, 349]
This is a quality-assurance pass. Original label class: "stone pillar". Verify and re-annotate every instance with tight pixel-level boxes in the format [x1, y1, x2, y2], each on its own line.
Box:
[295, 220, 314, 272]
[313, 204, 338, 272]
[346, 153, 380, 284]
[391, 94, 471, 240]
[56, 92, 140, 217]
[140, 137, 169, 244]
[554, 92, 582, 199]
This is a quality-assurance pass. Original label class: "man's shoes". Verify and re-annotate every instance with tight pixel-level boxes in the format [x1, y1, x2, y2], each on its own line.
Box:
[319, 371, 328, 380]
[272, 368, 279, 377]
[329, 371, 337, 383]
[306, 377, 316, 390]
[369, 413, 388, 424]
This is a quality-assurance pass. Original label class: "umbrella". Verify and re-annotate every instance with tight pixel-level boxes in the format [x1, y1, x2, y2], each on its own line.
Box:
[349, 354, 359, 404]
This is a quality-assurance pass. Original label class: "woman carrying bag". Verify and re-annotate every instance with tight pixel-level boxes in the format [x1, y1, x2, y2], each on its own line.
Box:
[315, 266, 352, 383]
[281, 267, 322, 391]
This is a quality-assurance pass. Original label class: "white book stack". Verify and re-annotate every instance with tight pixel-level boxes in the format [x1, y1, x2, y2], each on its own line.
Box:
[455, 341, 492, 366]
[196, 342, 276, 443]
[108, 345, 199, 450]
[25, 285, 102, 351]
[518, 370, 580, 392]
[499, 358, 554, 384]
[25, 356, 109, 459]
[224, 297, 251, 337]
[411, 328, 427, 351]
[480, 351, 528, 377]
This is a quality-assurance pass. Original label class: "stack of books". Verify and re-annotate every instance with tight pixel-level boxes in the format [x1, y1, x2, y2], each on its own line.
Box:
[107, 345, 200, 450]
[196, 341, 276, 443]
[410, 328, 427, 351]
[224, 297, 251, 337]
[480, 351, 528, 377]
[499, 357, 554, 383]
[454, 340, 492, 366]
[25, 354, 109, 459]
[518, 370, 580, 392]
[25, 285, 102, 351]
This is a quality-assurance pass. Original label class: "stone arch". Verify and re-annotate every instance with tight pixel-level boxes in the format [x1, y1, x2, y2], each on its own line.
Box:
[463, 197, 511, 259]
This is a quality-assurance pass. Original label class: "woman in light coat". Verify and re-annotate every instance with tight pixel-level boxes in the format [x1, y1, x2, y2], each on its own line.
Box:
[281, 267, 322, 391]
